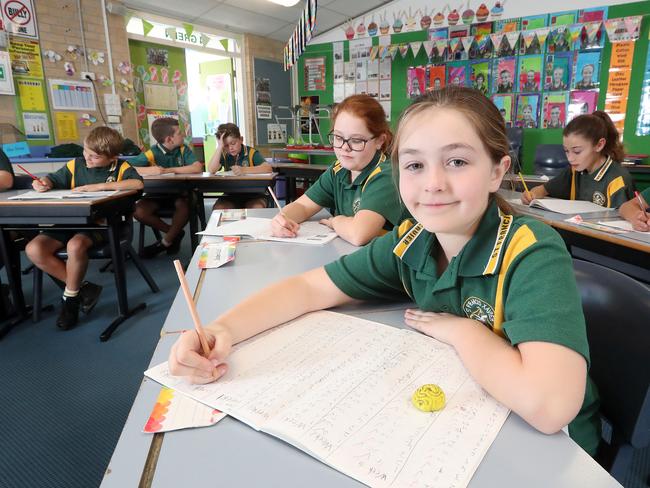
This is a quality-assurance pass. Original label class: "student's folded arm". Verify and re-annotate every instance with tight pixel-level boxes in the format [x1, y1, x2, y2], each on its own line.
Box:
[329, 210, 386, 246]
[102, 178, 144, 190]
[209, 267, 354, 345]
[0, 170, 13, 190]
[174, 162, 204, 174]
[207, 150, 223, 173]
[246, 162, 273, 174]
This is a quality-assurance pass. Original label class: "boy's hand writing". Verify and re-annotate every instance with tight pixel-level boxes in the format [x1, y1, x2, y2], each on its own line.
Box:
[168, 323, 233, 384]
[232, 165, 245, 176]
[271, 213, 300, 237]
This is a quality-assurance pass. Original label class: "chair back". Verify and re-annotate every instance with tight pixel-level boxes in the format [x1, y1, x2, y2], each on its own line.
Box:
[573, 259, 650, 449]
[506, 127, 523, 173]
[534, 144, 569, 177]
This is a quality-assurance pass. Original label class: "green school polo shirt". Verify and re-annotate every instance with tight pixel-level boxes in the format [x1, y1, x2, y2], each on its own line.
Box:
[324, 200, 601, 455]
[305, 151, 403, 230]
[544, 157, 634, 208]
[641, 187, 650, 204]
[0, 149, 15, 176]
[219, 144, 264, 170]
[48, 158, 142, 189]
[130, 143, 197, 168]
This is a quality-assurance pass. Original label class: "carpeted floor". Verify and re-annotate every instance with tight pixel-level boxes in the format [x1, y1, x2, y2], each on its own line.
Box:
[0, 222, 648, 488]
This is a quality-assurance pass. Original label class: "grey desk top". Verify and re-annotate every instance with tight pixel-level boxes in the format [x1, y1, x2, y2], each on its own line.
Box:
[101, 209, 620, 488]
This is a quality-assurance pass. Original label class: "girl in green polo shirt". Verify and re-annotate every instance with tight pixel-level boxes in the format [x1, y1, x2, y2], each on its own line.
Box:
[271, 95, 403, 246]
[167, 87, 600, 457]
[522, 111, 634, 208]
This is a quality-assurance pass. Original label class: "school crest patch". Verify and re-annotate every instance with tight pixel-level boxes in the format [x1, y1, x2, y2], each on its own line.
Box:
[462, 296, 494, 327]
[592, 191, 606, 207]
[352, 197, 361, 213]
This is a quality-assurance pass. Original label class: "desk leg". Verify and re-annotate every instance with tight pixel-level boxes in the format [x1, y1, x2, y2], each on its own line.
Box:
[287, 176, 296, 203]
[189, 190, 199, 253]
[0, 228, 28, 338]
[100, 219, 146, 341]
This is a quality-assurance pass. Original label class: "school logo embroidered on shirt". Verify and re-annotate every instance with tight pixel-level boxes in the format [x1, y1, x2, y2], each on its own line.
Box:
[352, 197, 361, 213]
[462, 296, 495, 328]
[592, 191, 606, 207]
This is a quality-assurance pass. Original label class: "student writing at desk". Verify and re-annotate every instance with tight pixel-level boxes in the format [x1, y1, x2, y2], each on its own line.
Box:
[271, 95, 403, 246]
[25, 127, 143, 330]
[619, 188, 650, 232]
[208, 123, 272, 209]
[522, 111, 634, 208]
[131, 117, 203, 258]
[168, 87, 600, 457]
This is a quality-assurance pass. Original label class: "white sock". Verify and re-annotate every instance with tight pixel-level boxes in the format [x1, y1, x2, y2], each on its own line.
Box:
[161, 237, 172, 247]
[63, 288, 79, 298]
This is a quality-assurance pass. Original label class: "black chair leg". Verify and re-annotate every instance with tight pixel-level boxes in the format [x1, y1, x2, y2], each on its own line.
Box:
[33, 267, 43, 322]
[125, 244, 159, 293]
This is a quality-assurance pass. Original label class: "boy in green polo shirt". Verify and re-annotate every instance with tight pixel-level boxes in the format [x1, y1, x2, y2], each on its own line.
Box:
[207, 123, 272, 209]
[25, 127, 144, 330]
[619, 187, 650, 232]
[131, 118, 204, 258]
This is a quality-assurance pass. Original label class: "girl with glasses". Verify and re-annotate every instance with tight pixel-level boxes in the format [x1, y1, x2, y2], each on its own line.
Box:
[271, 95, 404, 246]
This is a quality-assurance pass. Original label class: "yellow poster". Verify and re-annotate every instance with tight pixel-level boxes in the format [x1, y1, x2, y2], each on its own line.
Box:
[8, 38, 44, 79]
[605, 41, 635, 135]
[16, 78, 46, 111]
[610, 41, 635, 69]
[54, 112, 79, 142]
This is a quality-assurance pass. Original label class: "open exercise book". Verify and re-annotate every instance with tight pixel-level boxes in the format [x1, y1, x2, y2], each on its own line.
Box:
[146, 311, 509, 488]
[198, 216, 337, 245]
[9, 190, 119, 200]
[509, 197, 614, 214]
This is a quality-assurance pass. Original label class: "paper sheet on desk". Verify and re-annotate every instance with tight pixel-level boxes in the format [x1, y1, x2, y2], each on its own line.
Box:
[145, 311, 509, 488]
[507, 197, 614, 214]
[198, 242, 236, 269]
[199, 217, 337, 245]
[213, 171, 275, 177]
[597, 219, 649, 233]
[143, 387, 226, 433]
[9, 190, 119, 200]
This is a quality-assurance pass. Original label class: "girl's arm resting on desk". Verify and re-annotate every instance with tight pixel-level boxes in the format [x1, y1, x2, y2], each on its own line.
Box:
[521, 184, 548, 204]
[239, 162, 273, 174]
[74, 179, 144, 191]
[271, 194, 323, 237]
[619, 198, 650, 232]
[320, 210, 387, 246]
[406, 312, 587, 434]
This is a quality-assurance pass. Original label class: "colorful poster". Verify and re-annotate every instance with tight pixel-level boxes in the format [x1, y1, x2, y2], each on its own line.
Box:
[517, 55, 542, 92]
[515, 93, 540, 128]
[578, 7, 608, 23]
[16, 78, 45, 110]
[542, 92, 569, 128]
[521, 14, 548, 31]
[549, 11, 577, 27]
[54, 112, 78, 142]
[548, 26, 571, 54]
[427, 65, 446, 91]
[407, 66, 425, 98]
[573, 51, 601, 90]
[8, 38, 43, 78]
[544, 52, 572, 91]
[48, 79, 96, 111]
[492, 94, 515, 127]
[303, 57, 326, 91]
[469, 60, 490, 95]
[447, 62, 467, 87]
[492, 56, 516, 93]
[22, 112, 50, 139]
[568, 90, 598, 121]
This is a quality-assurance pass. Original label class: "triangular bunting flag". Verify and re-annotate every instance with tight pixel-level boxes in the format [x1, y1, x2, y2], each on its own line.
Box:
[434, 39, 448, 54]
[505, 31, 521, 50]
[584, 21, 602, 43]
[165, 27, 176, 41]
[183, 23, 194, 37]
[490, 33, 504, 49]
[460, 35, 475, 53]
[200, 34, 210, 48]
[535, 27, 550, 46]
[388, 45, 399, 59]
[410, 41, 423, 57]
[142, 19, 154, 36]
[399, 44, 409, 58]
[220, 39, 229, 51]
[379, 45, 390, 60]
[604, 18, 624, 42]
[623, 16, 642, 40]
[568, 24, 583, 44]
[448, 38, 461, 53]
[370, 45, 379, 61]
[521, 30, 536, 49]
[422, 41, 435, 57]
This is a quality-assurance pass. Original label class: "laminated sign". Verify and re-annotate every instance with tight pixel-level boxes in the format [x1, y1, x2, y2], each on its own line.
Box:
[2, 0, 38, 39]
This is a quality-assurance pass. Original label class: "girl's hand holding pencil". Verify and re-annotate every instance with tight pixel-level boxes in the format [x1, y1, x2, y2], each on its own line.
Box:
[269, 185, 300, 238]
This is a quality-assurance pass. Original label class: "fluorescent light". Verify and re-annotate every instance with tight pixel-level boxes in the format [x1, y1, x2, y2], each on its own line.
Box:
[267, 0, 301, 6]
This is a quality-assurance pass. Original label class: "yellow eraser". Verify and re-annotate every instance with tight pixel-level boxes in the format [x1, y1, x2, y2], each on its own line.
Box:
[412, 384, 446, 412]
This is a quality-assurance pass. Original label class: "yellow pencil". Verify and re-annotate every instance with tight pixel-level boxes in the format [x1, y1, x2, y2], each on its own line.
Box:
[518, 172, 531, 199]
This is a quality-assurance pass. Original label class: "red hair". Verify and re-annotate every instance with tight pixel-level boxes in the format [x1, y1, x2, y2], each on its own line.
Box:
[332, 95, 393, 152]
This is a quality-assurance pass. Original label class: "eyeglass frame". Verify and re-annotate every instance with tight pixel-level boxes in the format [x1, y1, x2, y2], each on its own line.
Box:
[328, 132, 377, 152]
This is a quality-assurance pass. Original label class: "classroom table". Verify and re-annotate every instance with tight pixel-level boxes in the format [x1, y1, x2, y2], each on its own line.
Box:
[269, 161, 329, 202]
[0, 189, 145, 340]
[501, 173, 549, 191]
[142, 172, 277, 251]
[101, 209, 620, 488]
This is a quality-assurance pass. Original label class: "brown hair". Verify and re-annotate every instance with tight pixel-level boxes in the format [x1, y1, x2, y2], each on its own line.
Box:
[84, 126, 124, 158]
[390, 86, 513, 213]
[563, 111, 624, 162]
[332, 95, 393, 153]
[150, 117, 179, 144]
[216, 123, 242, 141]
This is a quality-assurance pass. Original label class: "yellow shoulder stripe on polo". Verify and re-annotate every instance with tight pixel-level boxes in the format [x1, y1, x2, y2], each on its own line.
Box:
[493, 224, 537, 336]
[332, 161, 342, 174]
[117, 161, 131, 181]
[361, 165, 382, 192]
[393, 222, 423, 259]
[67, 159, 76, 189]
[144, 150, 156, 166]
[248, 148, 256, 167]
[483, 209, 513, 275]
[396, 219, 414, 238]
[570, 169, 576, 200]
[606, 176, 625, 208]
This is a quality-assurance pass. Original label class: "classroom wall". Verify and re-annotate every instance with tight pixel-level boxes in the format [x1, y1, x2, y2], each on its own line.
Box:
[5, 0, 137, 145]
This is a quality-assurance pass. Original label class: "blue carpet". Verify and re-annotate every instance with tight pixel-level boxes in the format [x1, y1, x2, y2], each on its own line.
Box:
[0, 226, 191, 488]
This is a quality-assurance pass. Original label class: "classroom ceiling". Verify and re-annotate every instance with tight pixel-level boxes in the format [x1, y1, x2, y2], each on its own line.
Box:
[123, 0, 393, 42]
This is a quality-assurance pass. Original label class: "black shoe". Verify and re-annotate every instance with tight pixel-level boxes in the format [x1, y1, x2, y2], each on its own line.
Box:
[80, 281, 102, 314]
[56, 296, 80, 330]
[140, 240, 166, 259]
[165, 230, 185, 255]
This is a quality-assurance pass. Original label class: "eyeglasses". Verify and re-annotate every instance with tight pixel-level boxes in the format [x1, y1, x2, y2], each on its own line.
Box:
[328, 133, 376, 152]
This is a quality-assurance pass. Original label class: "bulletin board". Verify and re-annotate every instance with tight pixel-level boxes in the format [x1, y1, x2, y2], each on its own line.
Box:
[297, 0, 650, 172]
[253, 57, 292, 145]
